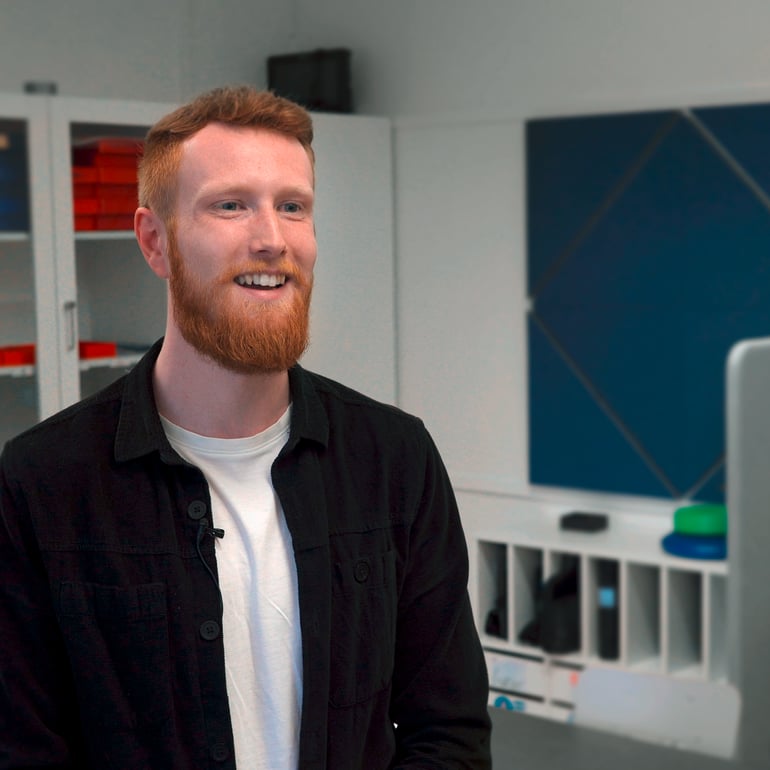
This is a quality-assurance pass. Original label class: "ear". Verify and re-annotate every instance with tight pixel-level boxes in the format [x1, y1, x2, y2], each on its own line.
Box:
[134, 207, 171, 279]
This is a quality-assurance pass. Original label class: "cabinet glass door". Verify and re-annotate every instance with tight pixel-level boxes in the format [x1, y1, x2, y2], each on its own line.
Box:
[50, 98, 173, 409]
[0, 96, 57, 446]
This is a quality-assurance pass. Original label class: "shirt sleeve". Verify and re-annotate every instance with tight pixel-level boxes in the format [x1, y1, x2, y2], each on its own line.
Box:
[389, 427, 492, 769]
[0, 447, 85, 768]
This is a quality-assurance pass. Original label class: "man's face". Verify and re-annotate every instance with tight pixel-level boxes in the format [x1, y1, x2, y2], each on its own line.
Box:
[166, 122, 317, 374]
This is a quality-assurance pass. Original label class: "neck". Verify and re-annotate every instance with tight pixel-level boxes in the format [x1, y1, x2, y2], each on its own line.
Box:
[152, 331, 291, 439]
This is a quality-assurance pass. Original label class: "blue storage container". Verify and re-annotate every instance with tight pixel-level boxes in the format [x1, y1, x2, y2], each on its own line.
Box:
[0, 130, 30, 231]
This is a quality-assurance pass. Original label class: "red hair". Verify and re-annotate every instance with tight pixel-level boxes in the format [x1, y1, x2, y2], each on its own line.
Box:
[138, 85, 314, 223]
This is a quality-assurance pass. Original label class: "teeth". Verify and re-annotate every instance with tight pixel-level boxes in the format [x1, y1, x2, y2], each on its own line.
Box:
[235, 274, 286, 288]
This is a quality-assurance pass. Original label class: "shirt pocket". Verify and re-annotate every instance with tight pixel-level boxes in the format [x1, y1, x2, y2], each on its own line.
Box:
[329, 550, 397, 708]
[56, 580, 172, 729]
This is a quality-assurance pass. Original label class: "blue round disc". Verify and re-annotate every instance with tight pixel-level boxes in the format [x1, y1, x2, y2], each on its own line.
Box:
[661, 531, 727, 560]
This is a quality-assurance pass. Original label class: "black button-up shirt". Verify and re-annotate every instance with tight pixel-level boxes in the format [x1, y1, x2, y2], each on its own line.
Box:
[0, 340, 491, 769]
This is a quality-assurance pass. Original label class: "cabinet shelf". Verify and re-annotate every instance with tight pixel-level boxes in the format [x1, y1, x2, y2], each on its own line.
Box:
[78, 350, 144, 372]
[0, 363, 34, 378]
[0, 350, 147, 379]
[472, 497, 729, 728]
[75, 230, 135, 241]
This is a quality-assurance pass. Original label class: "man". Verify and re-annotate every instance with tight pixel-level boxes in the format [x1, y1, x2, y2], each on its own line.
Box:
[0, 86, 491, 768]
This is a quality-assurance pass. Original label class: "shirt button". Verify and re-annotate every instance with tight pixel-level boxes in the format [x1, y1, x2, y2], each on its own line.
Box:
[188, 500, 207, 520]
[200, 620, 221, 640]
[354, 559, 370, 583]
[210, 742, 230, 762]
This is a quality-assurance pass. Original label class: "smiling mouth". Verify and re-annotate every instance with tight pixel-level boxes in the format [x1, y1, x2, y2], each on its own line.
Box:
[234, 273, 287, 289]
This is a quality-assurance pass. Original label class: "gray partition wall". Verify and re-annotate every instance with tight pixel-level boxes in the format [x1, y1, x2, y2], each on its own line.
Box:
[726, 336, 770, 765]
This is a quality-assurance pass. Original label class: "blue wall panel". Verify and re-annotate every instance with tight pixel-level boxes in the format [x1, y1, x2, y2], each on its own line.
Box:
[528, 104, 770, 503]
[526, 111, 675, 295]
[529, 317, 673, 498]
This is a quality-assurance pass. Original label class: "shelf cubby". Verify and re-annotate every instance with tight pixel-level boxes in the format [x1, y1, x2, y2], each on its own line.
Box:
[512, 545, 542, 648]
[665, 568, 703, 676]
[477, 541, 509, 642]
[625, 562, 661, 671]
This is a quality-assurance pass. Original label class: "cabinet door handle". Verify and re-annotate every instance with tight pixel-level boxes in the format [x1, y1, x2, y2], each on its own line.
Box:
[63, 301, 77, 351]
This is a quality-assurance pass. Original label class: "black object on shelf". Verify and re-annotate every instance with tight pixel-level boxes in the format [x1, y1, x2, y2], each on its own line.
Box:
[267, 48, 352, 113]
[560, 511, 608, 533]
[597, 559, 620, 660]
[519, 556, 580, 655]
[485, 598, 508, 639]
[23, 81, 58, 95]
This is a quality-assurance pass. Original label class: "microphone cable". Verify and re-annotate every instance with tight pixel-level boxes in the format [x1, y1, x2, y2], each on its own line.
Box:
[196, 517, 225, 615]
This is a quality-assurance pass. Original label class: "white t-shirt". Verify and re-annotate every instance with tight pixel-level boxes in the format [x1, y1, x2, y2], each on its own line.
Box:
[162, 408, 302, 769]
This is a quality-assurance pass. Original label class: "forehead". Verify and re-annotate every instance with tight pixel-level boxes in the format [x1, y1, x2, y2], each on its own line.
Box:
[177, 122, 314, 190]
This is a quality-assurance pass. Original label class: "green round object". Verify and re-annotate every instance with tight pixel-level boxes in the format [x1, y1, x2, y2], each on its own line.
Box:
[673, 503, 727, 536]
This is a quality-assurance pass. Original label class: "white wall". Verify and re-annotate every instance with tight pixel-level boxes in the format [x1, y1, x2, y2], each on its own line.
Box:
[0, 0, 295, 102]
[295, 0, 770, 507]
[294, 0, 770, 119]
[181, 0, 297, 98]
[0, 1, 187, 101]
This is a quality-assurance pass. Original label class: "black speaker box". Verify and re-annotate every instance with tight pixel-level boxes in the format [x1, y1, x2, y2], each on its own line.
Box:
[267, 49, 352, 113]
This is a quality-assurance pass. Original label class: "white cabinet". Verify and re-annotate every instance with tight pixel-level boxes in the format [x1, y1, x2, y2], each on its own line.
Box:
[0, 94, 395, 446]
[48, 97, 171, 414]
[0, 95, 57, 445]
[470, 497, 729, 725]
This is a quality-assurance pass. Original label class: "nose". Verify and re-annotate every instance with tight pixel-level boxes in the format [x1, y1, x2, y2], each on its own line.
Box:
[248, 207, 287, 257]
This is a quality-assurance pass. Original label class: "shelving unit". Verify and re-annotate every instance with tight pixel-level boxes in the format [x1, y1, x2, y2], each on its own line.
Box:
[0, 94, 170, 447]
[0, 96, 57, 446]
[49, 97, 170, 409]
[471, 498, 728, 722]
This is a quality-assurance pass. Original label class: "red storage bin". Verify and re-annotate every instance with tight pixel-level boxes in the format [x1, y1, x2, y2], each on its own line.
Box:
[72, 166, 138, 185]
[75, 214, 134, 231]
[0, 343, 35, 366]
[71, 137, 142, 230]
[79, 340, 117, 359]
[74, 194, 137, 215]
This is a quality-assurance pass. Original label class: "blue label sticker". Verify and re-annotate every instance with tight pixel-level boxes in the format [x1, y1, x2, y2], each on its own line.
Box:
[598, 587, 617, 608]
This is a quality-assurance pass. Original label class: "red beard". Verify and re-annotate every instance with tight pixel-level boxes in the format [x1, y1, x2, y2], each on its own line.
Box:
[167, 229, 313, 374]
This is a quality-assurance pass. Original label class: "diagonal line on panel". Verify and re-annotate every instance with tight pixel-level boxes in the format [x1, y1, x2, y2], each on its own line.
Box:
[529, 111, 681, 303]
[680, 452, 725, 502]
[531, 312, 681, 498]
[684, 109, 770, 215]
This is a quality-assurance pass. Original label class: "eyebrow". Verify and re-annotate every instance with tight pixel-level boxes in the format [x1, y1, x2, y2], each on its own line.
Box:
[196, 182, 315, 201]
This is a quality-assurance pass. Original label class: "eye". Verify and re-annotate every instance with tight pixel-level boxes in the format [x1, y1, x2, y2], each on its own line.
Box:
[214, 200, 243, 212]
[280, 201, 303, 214]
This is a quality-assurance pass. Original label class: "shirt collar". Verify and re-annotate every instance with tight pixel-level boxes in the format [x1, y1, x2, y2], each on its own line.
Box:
[114, 339, 329, 463]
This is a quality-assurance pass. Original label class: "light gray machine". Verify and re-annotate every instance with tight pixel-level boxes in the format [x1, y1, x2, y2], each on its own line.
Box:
[726, 335, 770, 766]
